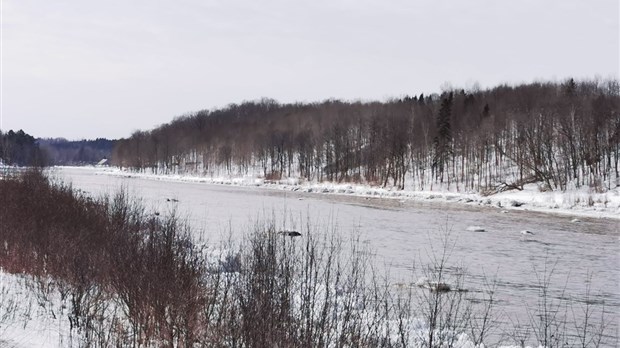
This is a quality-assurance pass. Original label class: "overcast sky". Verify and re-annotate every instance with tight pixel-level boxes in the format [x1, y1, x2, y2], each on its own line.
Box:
[2, 0, 619, 140]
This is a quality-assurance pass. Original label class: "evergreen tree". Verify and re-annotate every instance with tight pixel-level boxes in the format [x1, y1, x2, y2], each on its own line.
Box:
[482, 103, 490, 118]
[433, 92, 453, 180]
[564, 78, 577, 97]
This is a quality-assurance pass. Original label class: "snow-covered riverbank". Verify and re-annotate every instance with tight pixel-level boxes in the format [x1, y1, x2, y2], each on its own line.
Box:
[62, 166, 620, 220]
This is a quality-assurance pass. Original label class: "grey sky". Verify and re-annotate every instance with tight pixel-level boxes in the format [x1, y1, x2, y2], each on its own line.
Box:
[2, 0, 618, 140]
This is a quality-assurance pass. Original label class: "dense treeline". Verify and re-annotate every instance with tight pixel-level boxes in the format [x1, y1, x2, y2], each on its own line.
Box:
[0, 129, 115, 166]
[39, 138, 116, 165]
[0, 129, 46, 166]
[112, 79, 620, 193]
[0, 130, 115, 167]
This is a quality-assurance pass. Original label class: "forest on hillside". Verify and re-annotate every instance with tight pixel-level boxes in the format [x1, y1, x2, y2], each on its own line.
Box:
[112, 79, 620, 193]
[0, 129, 46, 166]
[0, 131, 115, 166]
[38, 138, 116, 165]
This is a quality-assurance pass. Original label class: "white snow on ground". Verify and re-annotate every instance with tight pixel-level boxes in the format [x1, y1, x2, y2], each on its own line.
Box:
[68, 166, 620, 220]
[0, 273, 75, 348]
[1, 270, 550, 348]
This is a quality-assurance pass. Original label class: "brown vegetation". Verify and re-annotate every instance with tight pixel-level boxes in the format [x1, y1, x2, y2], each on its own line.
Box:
[0, 170, 205, 346]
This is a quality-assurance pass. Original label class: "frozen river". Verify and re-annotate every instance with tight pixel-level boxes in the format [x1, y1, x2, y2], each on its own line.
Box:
[54, 167, 619, 342]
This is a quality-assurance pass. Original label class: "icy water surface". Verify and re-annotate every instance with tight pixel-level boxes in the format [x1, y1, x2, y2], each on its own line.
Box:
[55, 167, 619, 342]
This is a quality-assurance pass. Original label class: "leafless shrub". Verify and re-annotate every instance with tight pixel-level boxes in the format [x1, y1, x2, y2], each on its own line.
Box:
[0, 280, 19, 334]
[466, 272, 501, 347]
[571, 272, 611, 348]
[411, 229, 497, 348]
[505, 259, 613, 348]
[0, 171, 208, 347]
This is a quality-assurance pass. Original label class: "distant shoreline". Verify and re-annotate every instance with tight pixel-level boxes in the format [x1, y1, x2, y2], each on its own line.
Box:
[56, 166, 620, 221]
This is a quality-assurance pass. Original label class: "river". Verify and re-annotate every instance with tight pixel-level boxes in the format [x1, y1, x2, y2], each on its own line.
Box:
[54, 167, 619, 343]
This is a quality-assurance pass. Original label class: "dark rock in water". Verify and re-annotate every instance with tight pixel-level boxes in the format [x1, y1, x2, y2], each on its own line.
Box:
[278, 230, 302, 237]
[415, 277, 452, 292]
[430, 283, 452, 292]
[511, 200, 524, 207]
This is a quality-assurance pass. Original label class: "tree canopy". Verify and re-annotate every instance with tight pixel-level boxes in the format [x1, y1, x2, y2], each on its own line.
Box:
[109, 78, 619, 192]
